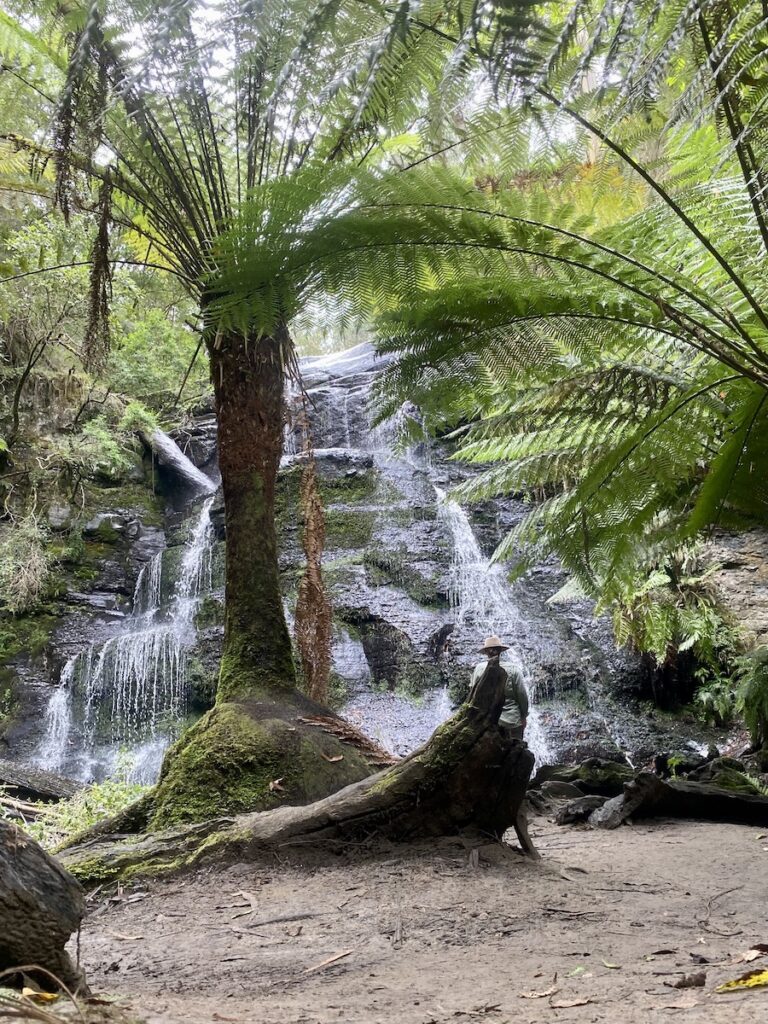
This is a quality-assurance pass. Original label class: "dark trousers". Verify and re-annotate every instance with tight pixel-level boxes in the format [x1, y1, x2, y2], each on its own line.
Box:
[500, 723, 524, 741]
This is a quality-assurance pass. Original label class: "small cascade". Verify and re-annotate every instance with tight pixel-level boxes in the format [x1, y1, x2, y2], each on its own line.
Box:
[34, 496, 216, 783]
[435, 487, 551, 765]
[436, 487, 522, 634]
[35, 658, 75, 771]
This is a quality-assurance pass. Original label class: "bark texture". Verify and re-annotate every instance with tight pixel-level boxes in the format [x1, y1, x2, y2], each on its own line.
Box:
[550, 771, 768, 830]
[208, 328, 295, 700]
[0, 819, 87, 993]
[60, 662, 536, 885]
[151, 329, 372, 824]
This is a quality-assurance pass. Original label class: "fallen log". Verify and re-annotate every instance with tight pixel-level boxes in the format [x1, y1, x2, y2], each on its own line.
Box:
[59, 660, 536, 885]
[0, 758, 81, 803]
[0, 794, 42, 821]
[0, 819, 88, 993]
[581, 772, 768, 830]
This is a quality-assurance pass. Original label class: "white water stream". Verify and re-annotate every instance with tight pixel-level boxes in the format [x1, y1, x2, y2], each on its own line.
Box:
[435, 487, 551, 765]
[34, 496, 215, 783]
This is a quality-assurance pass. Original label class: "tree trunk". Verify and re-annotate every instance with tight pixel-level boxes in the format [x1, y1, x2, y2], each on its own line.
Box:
[0, 819, 88, 993]
[209, 328, 295, 700]
[149, 328, 373, 828]
[60, 662, 536, 885]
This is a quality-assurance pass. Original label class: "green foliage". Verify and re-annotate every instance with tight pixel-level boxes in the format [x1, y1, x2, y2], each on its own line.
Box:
[737, 647, 768, 748]
[109, 313, 206, 411]
[118, 400, 158, 436]
[0, 516, 52, 614]
[19, 760, 149, 850]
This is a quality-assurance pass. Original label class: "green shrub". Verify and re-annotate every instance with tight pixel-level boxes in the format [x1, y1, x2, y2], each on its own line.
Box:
[737, 647, 768, 749]
[18, 756, 149, 850]
[119, 400, 159, 436]
[109, 311, 208, 409]
[0, 517, 52, 614]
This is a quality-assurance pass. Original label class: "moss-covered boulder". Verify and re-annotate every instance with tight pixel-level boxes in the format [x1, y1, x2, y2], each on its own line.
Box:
[149, 699, 372, 829]
[531, 758, 634, 796]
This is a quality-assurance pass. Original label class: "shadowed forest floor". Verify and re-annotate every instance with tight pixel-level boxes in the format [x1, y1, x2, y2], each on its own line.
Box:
[74, 817, 768, 1024]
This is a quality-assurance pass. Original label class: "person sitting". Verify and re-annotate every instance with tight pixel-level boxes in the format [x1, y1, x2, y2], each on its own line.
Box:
[471, 635, 528, 740]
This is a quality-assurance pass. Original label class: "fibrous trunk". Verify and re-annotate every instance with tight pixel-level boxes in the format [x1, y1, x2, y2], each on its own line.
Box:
[150, 328, 371, 828]
[210, 328, 295, 700]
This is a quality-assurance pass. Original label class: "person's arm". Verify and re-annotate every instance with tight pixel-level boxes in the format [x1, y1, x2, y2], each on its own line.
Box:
[516, 674, 529, 731]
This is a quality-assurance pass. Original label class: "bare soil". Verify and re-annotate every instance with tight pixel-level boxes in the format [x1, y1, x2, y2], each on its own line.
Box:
[76, 816, 768, 1024]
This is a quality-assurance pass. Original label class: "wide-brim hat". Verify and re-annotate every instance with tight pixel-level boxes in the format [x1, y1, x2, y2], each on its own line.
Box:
[479, 635, 510, 653]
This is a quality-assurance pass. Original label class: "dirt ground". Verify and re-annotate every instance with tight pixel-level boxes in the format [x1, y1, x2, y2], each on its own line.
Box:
[76, 815, 768, 1024]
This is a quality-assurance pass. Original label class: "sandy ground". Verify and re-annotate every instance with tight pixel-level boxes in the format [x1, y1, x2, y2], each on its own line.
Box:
[75, 816, 768, 1024]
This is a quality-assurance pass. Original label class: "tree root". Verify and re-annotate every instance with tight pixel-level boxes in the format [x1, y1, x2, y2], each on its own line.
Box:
[59, 661, 535, 885]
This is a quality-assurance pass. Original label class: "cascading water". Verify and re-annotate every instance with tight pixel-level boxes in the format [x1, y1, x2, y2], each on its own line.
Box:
[435, 487, 551, 764]
[34, 496, 216, 783]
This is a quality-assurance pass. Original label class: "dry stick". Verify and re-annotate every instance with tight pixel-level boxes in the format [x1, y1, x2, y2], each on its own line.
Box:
[302, 949, 353, 974]
[0, 965, 85, 1024]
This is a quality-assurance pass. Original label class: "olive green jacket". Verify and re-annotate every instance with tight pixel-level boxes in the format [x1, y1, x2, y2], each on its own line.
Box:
[471, 658, 529, 727]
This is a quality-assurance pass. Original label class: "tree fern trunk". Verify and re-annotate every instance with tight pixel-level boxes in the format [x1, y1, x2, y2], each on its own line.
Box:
[209, 328, 295, 699]
[149, 327, 373, 829]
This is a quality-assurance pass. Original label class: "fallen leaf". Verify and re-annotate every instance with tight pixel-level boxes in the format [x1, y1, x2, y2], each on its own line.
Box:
[650, 949, 678, 956]
[321, 754, 344, 762]
[269, 778, 285, 792]
[549, 997, 593, 1008]
[664, 972, 706, 990]
[601, 960, 621, 970]
[716, 967, 768, 993]
[742, 943, 768, 962]
[107, 931, 144, 941]
[21, 989, 59, 1003]
[519, 986, 559, 999]
[567, 966, 587, 977]
[303, 949, 353, 974]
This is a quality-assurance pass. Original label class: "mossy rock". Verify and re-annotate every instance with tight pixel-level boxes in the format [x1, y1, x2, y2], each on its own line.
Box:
[532, 758, 634, 796]
[0, 613, 58, 662]
[149, 699, 371, 829]
[363, 546, 445, 608]
[324, 509, 376, 550]
[704, 768, 763, 795]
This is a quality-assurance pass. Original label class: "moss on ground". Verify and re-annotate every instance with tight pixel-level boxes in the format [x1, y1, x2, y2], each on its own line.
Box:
[149, 700, 371, 829]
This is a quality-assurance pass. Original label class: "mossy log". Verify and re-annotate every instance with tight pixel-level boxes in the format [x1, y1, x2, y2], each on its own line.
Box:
[573, 771, 768, 830]
[0, 819, 88, 993]
[60, 661, 535, 885]
[0, 758, 81, 803]
[531, 758, 634, 797]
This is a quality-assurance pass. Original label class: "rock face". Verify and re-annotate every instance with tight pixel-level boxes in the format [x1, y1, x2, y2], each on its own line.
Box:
[710, 530, 768, 647]
[0, 343, 733, 781]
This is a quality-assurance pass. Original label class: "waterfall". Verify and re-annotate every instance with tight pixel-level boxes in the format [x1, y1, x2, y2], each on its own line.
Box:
[34, 496, 216, 783]
[435, 487, 551, 764]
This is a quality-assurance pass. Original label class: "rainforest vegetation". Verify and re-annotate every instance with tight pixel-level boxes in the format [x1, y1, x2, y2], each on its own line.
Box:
[3, 1, 768, 1018]
[2, 0, 767, 762]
